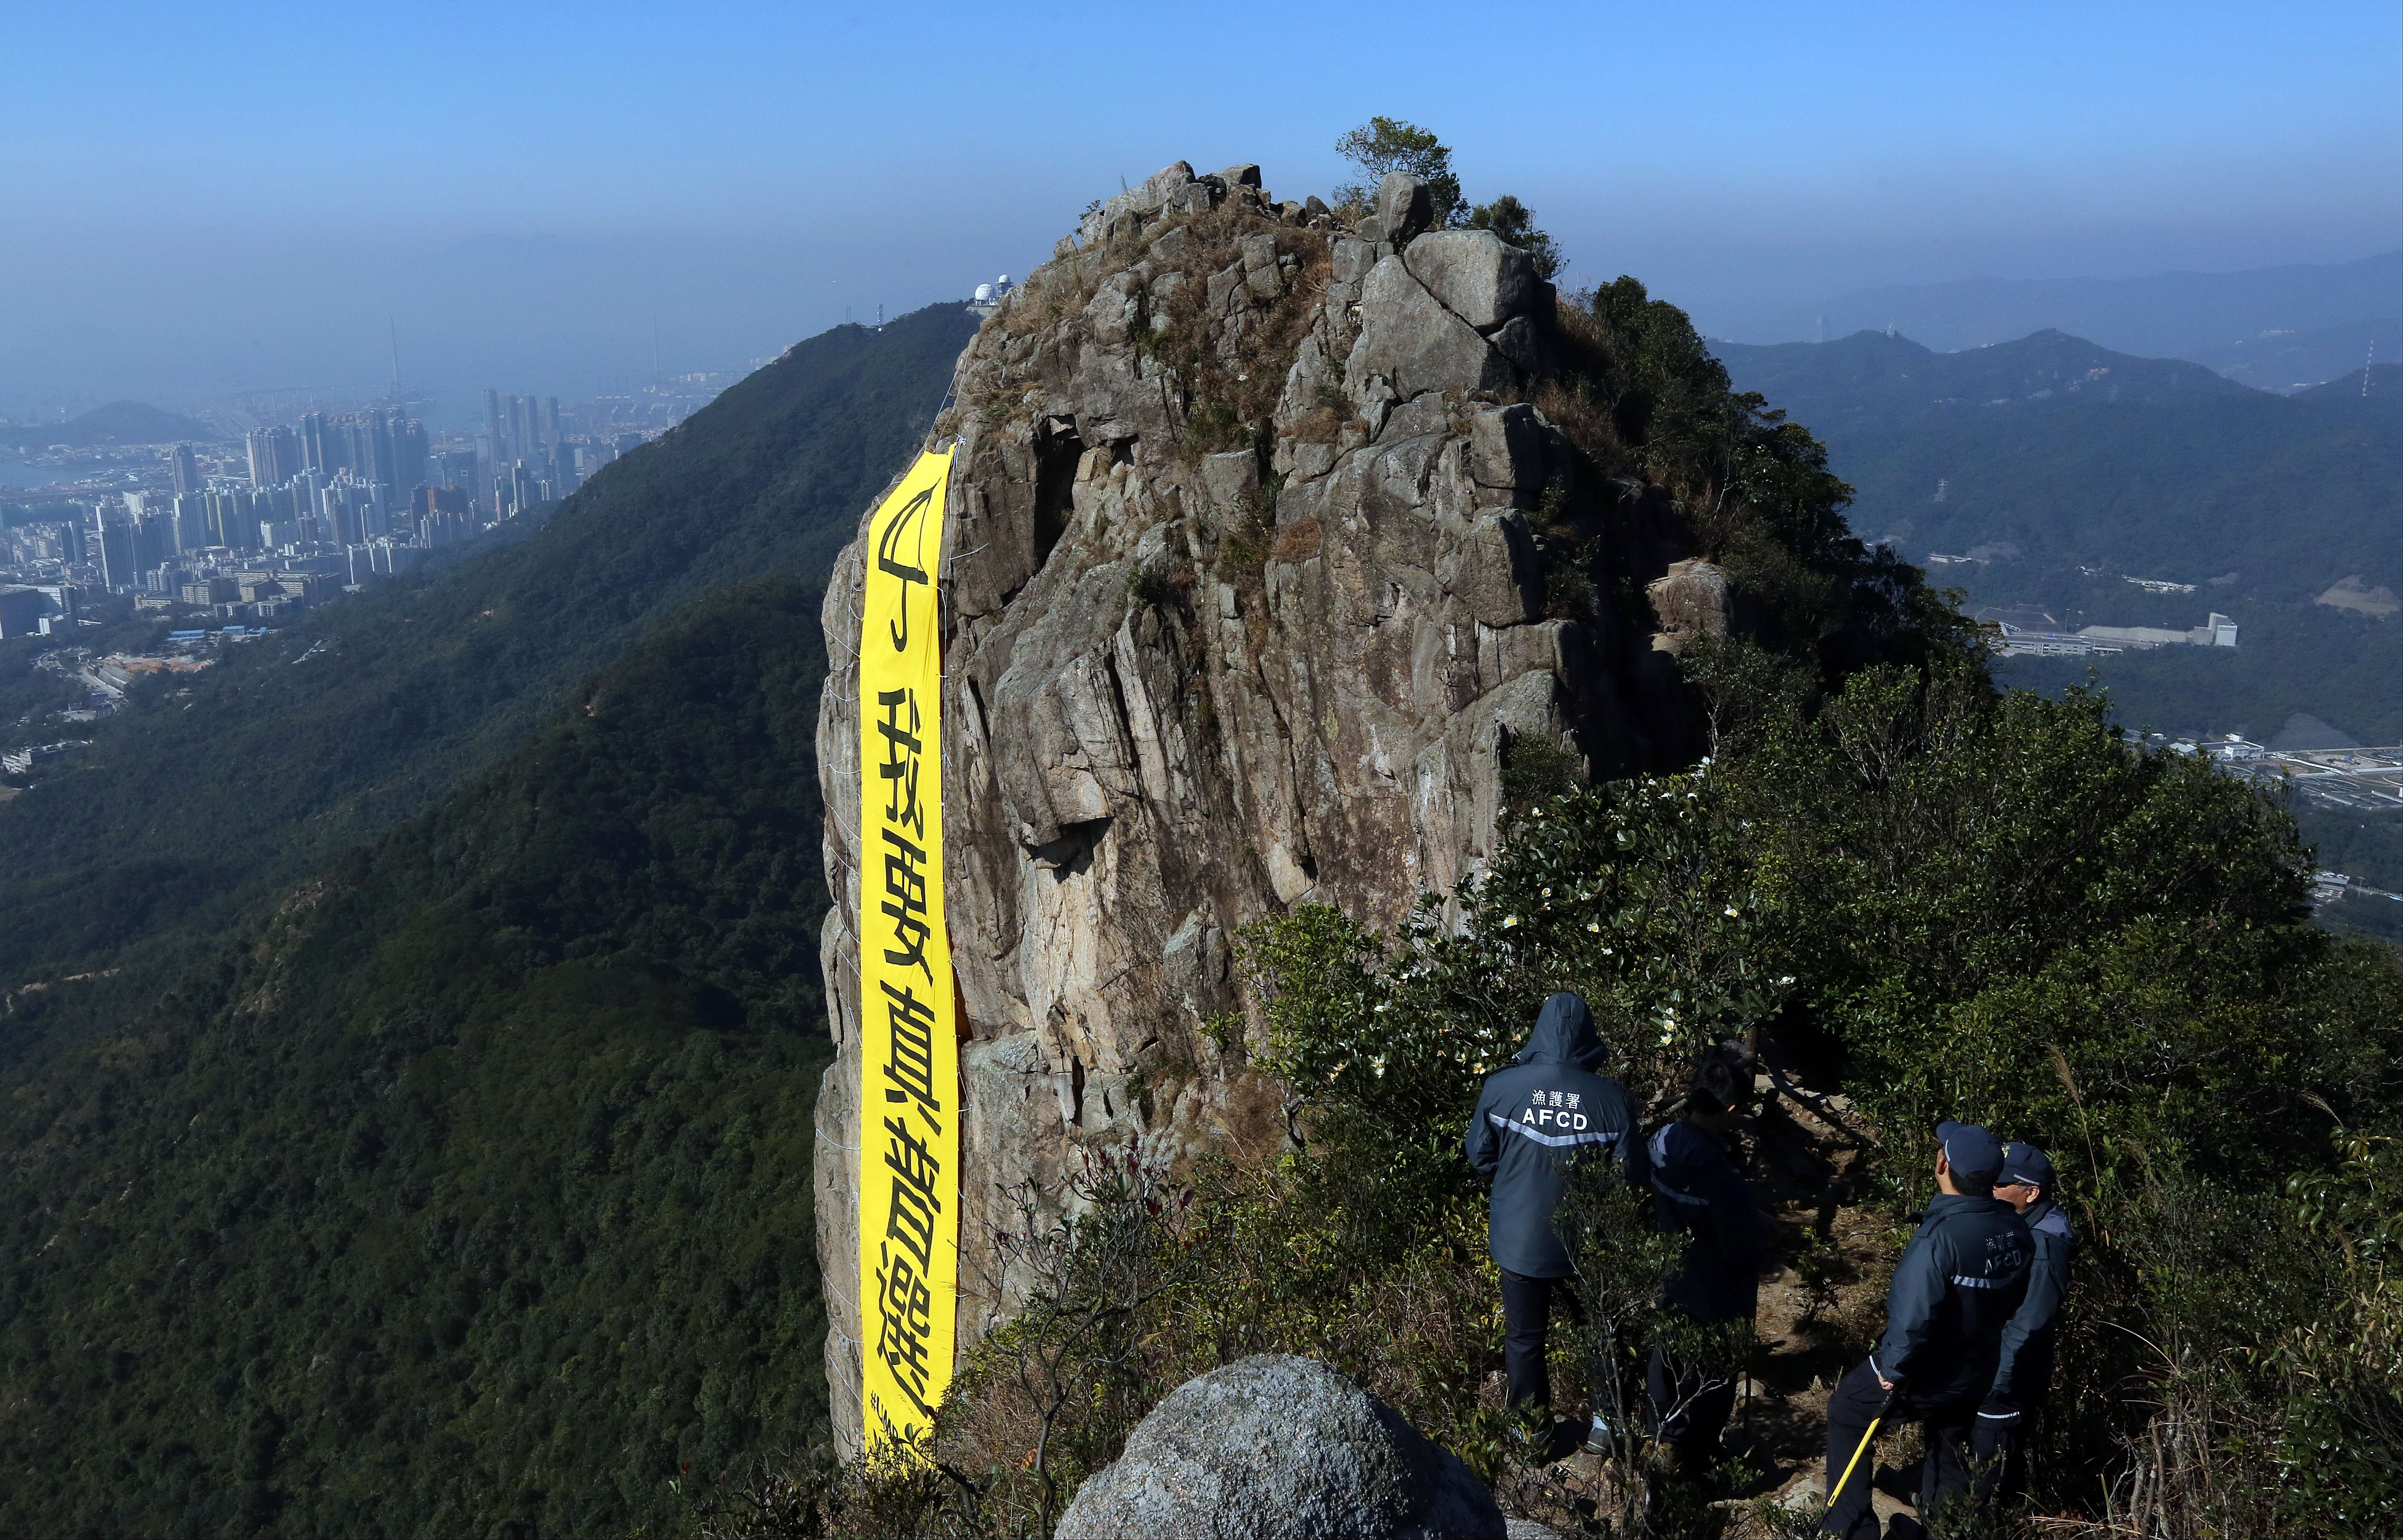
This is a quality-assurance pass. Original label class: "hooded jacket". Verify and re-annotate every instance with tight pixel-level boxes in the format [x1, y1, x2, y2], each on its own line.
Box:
[1464, 993, 1643, 1279]
[1989, 1197, 2073, 1406]
[1873, 1192, 2034, 1407]
[1649, 1120, 1766, 1325]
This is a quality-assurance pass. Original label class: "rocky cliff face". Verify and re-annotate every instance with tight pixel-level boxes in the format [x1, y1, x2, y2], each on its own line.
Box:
[813, 161, 1727, 1450]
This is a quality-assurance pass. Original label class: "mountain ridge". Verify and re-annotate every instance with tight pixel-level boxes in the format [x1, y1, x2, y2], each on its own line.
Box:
[1737, 249, 2402, 374]
[0, 303, 976, 1061]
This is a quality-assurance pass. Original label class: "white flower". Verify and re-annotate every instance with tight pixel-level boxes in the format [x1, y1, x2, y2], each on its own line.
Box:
[1587, 921, 1601, 933]
[1724, 906, 1740, 918]
[1779, 975, 1795, 986]
[1502, 915, 1519, 929]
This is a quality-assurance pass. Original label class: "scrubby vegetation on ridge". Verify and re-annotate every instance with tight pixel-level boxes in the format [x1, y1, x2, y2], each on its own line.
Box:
[703, 656, 2400, 1540]
[687, 206, 2398, 1534]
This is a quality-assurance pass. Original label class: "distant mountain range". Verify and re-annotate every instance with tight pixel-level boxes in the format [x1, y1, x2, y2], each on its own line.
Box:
[1716, 328, 2399, 600]
[1738, 250, 2401, 394]
[0, 399, 217, 450]
[1717, 326, 2401, 747]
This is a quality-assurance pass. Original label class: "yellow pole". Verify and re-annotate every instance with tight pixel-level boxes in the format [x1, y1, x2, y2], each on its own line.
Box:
[1826, 1414, 1884, 1516]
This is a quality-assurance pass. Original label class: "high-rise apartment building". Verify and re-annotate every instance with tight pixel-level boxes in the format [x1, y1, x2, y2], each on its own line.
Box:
[484, 388, 504, 466]
[172, 493, 211, 553]
[433, 448, 480, 498]
[245, 424, 298, 488]
[169, 442, 202, 495]
[92, 509, 137, 592]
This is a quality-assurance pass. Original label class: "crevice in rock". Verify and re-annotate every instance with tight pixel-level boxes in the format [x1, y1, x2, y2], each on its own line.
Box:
[1030, 817, 1111, 877]
[1032, 416, 1085, 572]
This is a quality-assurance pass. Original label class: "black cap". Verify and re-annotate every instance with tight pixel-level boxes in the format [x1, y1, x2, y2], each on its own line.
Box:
[1999, 1141, 2054, 1191]
[1936, 1121, 2003, 1185]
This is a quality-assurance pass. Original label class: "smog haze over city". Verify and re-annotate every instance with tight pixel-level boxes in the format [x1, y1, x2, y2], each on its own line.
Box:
[4, 1, 2398, 422]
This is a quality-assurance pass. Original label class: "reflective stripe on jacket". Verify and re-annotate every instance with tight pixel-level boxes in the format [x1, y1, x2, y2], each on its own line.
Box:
[1465, 993, 1643, 1279]
[1873, 1193, 2034, 1407]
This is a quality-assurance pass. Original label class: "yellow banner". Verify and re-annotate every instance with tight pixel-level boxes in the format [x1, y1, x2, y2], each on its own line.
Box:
[857, 447, 957, 1457]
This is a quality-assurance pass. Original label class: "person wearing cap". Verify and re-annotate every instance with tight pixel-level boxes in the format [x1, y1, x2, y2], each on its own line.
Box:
[1466, 991, 1644, 1459]
[1821, 1122, 2033, 1540]
[1645, 1047, 1768, 1472]
[1974, 1141, 2073, 1500]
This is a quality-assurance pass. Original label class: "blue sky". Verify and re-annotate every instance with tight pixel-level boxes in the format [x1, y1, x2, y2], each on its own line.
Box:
[3, 0, 2397, 415]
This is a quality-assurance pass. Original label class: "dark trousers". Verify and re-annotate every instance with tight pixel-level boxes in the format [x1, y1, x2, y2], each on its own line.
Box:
[1499, 1267, 1585, 1414]
[1646, 1343, 1738, 1466]
[1821, 1360, 1979, 1540]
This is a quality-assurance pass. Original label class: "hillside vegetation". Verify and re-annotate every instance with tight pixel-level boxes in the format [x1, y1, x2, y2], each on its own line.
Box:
[1717, 330, 2402, 746]
[695, 277, 2403, 1540]
[0, 305, 974, 1067]
[1714, 329, 2399, 602]
[0, 581, 841, 1539]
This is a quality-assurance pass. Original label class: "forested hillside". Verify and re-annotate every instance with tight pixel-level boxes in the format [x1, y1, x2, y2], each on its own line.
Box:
[1714, 328, 2398, 599]
[0, 581, 841, 1539]
[1717, 330, 2403, 744]
[0, 304, 975, 1069]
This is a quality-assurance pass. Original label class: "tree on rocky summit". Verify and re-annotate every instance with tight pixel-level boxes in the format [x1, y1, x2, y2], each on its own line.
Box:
[1333, 117, 1463, 225]
[1468, 194, 1564, 281]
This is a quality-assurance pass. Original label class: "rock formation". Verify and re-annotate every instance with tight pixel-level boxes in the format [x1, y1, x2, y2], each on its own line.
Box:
[1051, 1355, 1506, 1540]
[814, 160, 1727, 1450]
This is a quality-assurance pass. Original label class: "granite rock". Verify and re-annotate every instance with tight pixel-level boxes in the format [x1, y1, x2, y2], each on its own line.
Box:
[1052, 1355, 1507, 1540]
[814, 157, 1711, 1452]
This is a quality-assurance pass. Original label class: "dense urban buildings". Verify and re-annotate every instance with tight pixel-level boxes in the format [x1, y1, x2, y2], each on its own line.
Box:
[0, 382, 678, 633]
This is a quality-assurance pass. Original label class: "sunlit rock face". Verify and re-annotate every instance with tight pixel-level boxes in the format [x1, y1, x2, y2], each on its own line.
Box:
[813, 160, 1709, 1452]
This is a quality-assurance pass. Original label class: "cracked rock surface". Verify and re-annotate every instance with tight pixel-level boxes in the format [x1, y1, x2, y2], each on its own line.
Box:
[813, 161, 1716, 1451]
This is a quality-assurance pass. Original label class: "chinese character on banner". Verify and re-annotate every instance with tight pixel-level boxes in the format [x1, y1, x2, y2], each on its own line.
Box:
[856, 448, 958, 1460]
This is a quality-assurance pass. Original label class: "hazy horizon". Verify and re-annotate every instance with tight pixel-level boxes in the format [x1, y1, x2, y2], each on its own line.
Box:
[6, 1, 2397, 425]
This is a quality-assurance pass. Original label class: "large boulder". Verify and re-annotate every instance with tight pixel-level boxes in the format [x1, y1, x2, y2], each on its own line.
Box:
[1053, 1355, 1507, 1540]
[1402, 231, 1536, 333]
[1346, 255, 1518, 399]
[1377, 171, 1436, 244]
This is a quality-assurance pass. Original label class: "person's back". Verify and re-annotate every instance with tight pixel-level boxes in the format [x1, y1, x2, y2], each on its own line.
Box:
[1464, 992, 1641, 1448]
[1644, 1051, 1767, 1468]
[1649, 1092, 1765, 1327]
[1468, 995, 1640, 1278]
[1823, 1122, 2032, 1540]
[1978, 1141, 2075, 1499]
[1875, 1191, 2033, 1406]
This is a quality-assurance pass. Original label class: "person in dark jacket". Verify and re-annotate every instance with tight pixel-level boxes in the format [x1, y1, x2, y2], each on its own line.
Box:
[1822, 1122, 2032, 1540]
[1646, 1048, 1767, 1469]
[1465, 992, 1643, 1456]
[1974, 1141, 2073, 1500]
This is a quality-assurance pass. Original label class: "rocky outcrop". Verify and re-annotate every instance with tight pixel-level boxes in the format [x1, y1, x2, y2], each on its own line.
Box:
[1052, 1355, 1506, 1540]
[814, 160, 1711, 1450]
